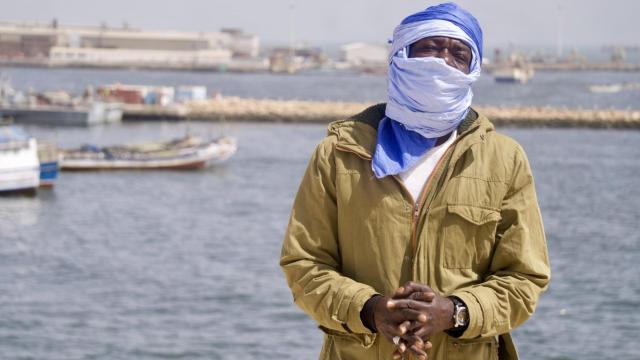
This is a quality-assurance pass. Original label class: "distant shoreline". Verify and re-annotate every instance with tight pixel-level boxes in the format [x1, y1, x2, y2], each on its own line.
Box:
[3, 60, 640, 74]
[121, 97, 640, 129]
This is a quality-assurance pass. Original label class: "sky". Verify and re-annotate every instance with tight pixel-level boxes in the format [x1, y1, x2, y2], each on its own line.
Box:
[1, 0, 638, 49]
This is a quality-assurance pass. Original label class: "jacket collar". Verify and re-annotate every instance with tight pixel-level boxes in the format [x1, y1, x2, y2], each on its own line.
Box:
[329, 103, 494, 161]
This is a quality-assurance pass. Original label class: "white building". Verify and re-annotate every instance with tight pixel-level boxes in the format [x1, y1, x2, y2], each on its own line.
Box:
[341, 42, 389, 67]
[220, 28, 260, 58]
[49, 47, 232, 69]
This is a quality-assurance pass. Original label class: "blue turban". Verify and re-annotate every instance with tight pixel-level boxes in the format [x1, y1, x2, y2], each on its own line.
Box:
[400, 2, 483, 62]
[372, 2, 484, 179]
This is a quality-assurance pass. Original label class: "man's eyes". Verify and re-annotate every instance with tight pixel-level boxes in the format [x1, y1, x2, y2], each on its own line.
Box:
[410, 44, 471, 67]
[416, 47, 468, 55]
[416, 46, 438, 52]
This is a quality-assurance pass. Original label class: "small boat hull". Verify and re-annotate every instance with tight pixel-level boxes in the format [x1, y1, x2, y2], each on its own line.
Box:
[60, 136, 236, 171]
[493, 67, 534, 84]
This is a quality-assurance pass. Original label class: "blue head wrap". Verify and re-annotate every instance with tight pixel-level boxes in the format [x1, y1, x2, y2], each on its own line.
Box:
[372, 2, 483, 179]
[400, 2, 483, 62]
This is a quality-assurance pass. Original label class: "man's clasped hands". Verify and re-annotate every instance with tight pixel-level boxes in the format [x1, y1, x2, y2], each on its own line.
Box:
[370, 282, 456, 360]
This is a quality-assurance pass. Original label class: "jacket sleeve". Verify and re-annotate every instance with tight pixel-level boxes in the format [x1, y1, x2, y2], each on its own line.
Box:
[451, 145, 551, 339]
[280, 137, 379, 341]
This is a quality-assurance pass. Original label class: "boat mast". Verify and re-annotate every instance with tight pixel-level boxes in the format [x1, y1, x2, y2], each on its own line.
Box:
[556, 2, 564, 60]
[288, 2, 296, 59]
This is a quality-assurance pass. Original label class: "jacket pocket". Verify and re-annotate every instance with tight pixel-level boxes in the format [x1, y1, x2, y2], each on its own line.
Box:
[442, 204, 501, 269]
[446, 336, 499, 360]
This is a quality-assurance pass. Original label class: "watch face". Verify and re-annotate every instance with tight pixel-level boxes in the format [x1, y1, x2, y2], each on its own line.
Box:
[456, 307, 469, 326]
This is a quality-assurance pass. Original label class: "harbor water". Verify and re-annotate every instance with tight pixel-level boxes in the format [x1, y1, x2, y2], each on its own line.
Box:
[3, 67, 640, 110]
[1, 68, 639, 359]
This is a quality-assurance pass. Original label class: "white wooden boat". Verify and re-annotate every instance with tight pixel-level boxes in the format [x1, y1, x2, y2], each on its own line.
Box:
[588, 83, 640, 94]
[493, 67, 534, 84]
[0, 125, 40, 193]
[59, 136, 236, 170]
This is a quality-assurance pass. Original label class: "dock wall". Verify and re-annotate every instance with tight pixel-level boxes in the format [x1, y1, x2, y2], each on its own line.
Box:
[122, 97, 640, 129]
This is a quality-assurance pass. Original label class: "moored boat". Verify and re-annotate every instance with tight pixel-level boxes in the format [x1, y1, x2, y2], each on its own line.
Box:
[0, 80, 123, 126]
[59, 136, 237, 171]
[0, 101, 123, 127]
[0, 124, 40, 193]
[588, 82, 640, 94]
[493, 66, 534, 84]
[37, 140, 59, 187]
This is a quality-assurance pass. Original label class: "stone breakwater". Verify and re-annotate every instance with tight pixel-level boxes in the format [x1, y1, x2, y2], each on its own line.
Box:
[475, 106, 640, 129]
[122, 97, 640, 129]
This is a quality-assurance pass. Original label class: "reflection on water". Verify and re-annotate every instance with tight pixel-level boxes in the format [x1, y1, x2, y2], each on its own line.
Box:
[0, 195, 42, 230]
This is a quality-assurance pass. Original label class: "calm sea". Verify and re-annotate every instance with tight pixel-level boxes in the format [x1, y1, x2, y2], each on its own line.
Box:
[1, 68, 639, 360]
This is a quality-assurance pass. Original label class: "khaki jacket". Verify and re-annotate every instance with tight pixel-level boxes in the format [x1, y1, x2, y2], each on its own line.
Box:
[280, 104, 550, 360]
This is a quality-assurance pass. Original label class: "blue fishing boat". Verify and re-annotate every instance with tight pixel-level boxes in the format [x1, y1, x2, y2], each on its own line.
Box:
[37, 141, 58, 187]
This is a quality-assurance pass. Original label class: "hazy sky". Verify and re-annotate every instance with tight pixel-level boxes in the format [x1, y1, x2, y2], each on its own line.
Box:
[1, 0, 638, 48]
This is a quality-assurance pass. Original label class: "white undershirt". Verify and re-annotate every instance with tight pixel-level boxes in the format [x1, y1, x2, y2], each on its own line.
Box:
[398, 130, 457, 202]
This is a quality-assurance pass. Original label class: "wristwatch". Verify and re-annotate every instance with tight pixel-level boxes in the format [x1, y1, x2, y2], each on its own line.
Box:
[450, 297, 469, 328]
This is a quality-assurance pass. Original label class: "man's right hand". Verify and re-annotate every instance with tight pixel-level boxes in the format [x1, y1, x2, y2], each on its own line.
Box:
[371, 296, 431, 360]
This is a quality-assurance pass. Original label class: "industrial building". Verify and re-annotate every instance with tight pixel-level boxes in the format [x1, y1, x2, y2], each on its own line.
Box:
[0, 22, 260, 70]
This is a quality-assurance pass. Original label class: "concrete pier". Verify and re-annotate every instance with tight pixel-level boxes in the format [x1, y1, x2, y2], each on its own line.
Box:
[122, 97, 640, 129]
[475, 105, 640, 129]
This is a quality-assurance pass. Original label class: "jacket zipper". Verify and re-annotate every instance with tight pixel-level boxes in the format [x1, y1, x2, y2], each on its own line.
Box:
[408, 126, 484, 257]
[409, 145, 455, 255]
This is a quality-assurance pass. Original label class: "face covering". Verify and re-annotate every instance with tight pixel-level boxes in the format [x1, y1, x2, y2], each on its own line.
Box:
[372, 3, 483, 178]
[386, 45, 478, 139]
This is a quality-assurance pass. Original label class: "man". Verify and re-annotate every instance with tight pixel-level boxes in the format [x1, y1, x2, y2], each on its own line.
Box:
[280, 3, 550, 360]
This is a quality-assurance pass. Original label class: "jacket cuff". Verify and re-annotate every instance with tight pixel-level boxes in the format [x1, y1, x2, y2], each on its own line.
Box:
[342, 287, 381, 335]
[323, 286, 380, 348]
[450, 287, 496, 339]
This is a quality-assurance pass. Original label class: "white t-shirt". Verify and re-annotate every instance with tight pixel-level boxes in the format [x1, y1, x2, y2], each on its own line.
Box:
[398, 130, 457, 202]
